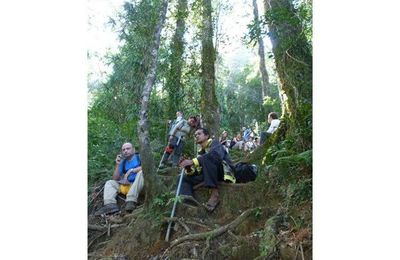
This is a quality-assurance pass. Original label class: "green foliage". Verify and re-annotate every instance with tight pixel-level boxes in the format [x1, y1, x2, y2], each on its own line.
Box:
[259, 216, 279, 257]
[284, 177, 312, 207]
[293, 0, 312, 44]
[153, 191, 175, 208]
[88, 108, 125, 185]
[254, 207, 263, 218]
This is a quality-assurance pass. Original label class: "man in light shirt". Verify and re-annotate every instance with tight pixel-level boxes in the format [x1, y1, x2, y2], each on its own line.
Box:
[266, 112, 280, 134]
[260, 112, 280, 144]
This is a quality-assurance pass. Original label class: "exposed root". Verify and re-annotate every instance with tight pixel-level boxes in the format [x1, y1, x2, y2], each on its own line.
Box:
[300, 243, 305, 260]
[169, 207, 260, 248]
[201, 237, 211, 260]
[88, 224, 125, 231]
[88, 230, 107, 250]
[177, 218, 191, 234]
[186, 220, 211, 230]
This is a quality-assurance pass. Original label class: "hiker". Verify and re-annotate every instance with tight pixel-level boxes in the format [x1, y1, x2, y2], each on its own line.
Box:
[188, 115, 200, 130]
[160, 111, 192, 168]
[260, 112, 281, 144]
[179, 127, 235, 212]
[244, 136, 257, 151]
[95, 142, 143, 215]
[242, 126, 252, 142]
[219, 130, 230, 152]
[230, 133, 244, 150]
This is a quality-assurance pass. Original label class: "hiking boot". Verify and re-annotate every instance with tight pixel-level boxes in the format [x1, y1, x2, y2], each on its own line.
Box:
[125, 201, 137, 213]
[95, 203, 119, 216]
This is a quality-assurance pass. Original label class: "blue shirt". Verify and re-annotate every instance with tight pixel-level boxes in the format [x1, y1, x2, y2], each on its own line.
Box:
[243, 129, 251, 141]
[118, 154, 141, 183]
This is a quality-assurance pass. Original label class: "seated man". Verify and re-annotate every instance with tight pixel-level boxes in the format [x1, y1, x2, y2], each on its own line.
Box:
[244, 136, 256, 151]
[179, 128, 235, 212]
[95, 142, 143, 215]
[219, 130, 230, 153]
[260, 112, 281, 144]
[230, 133, 244, 150]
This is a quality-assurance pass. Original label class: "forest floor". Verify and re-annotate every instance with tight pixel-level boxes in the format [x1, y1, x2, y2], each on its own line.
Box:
[88, 150, 312, 259]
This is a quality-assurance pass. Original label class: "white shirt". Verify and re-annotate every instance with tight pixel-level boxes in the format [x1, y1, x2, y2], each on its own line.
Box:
[267, 119, 280, 134]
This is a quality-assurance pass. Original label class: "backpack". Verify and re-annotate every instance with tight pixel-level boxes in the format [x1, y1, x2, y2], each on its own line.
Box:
[121, 153, 141, 182]
[234, 162, 257, 183]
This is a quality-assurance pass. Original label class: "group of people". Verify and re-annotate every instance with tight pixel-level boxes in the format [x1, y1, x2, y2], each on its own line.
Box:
[94, 111, 280, 216]
[220, 112, 281, 153]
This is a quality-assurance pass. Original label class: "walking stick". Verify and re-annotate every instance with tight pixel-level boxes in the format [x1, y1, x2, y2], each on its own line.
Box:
[157, 149, 168, 171]
[165, 167, 185, 242]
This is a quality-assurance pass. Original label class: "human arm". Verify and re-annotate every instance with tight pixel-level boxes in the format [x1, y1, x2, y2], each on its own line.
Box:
[169, 119, 186, 140]
[266, 119, 280, 134]
[112, 155, 123, 181]
[122, 166, 142, 180]
[195, 140, 225, 167]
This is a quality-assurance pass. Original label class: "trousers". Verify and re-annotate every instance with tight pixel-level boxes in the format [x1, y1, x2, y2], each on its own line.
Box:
[103, 170, 144, 205]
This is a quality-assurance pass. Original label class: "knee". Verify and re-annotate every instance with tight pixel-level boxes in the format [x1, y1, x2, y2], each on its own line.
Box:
[105, 179, 115, 186]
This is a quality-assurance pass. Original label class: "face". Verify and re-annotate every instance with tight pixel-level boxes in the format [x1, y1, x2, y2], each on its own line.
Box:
[223, 131, 228, 137]
[176, 111, 183, 118]
[121, 143, 134, 158]
[188, 118, 196, 128]
[267, 115, 272, 123]
[194, 129, 209, 144]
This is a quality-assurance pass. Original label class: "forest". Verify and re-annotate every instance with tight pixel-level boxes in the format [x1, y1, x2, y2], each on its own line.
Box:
[88, 0, 312, 258]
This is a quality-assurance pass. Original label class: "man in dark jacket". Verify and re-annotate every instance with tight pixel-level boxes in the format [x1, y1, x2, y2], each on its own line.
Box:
[179, 127, 235, 212]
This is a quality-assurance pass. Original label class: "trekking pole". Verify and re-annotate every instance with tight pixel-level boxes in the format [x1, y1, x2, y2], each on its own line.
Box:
[157, 149, 167, 172]
[157, 136, 182, 172]
[165, 167, 185, 242]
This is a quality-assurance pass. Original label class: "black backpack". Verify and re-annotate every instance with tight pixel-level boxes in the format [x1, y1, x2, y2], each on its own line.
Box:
[234, 162, 257, 183]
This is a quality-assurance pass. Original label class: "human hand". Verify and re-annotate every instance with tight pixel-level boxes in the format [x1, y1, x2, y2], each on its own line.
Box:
[180, 159, 193, 167]
[124, 168, 136, 179]
[116, 154, 123, 164]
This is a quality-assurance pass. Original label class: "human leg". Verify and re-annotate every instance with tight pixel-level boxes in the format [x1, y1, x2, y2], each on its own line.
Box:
[178, 174, 204, 197]
[126, 170, 144, 203]
[200, 159, 223, 212]
[103, 180, 120, 205]
[95, 180, 120, 215]
[171, 140, 184, 166]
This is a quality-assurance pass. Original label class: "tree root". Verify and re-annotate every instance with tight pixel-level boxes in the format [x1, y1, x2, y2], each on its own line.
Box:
[186, 220, 211, 230]
[177, 218, 191, 234]
[201, 237, 211, 260]
[162, 217, 192, 234]
[88, 230, 107, 250]
[169, 207, 260, 248]
[88, 224, 125, 231]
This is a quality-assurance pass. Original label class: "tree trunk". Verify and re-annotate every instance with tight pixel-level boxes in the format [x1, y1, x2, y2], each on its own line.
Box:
[137, 0, 169, 207]
[264, 0, 312, 148]
[165, 0, 188, 118]
[252, 0, 271, 100]
[200, 0, 220, 137]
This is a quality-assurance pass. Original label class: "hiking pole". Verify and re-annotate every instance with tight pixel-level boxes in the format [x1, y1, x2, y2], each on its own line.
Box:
[157, 149, 168, 172]
[157, 136, 182, 172]
[165, 167, 185, 242]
